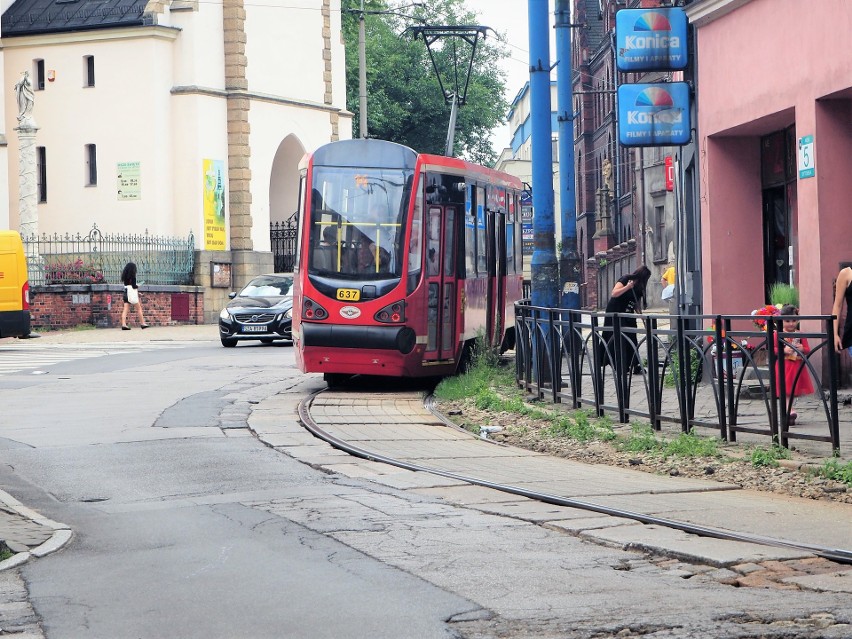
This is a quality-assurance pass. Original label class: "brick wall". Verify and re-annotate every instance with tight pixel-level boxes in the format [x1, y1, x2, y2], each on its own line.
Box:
[30, 284, 204, 330]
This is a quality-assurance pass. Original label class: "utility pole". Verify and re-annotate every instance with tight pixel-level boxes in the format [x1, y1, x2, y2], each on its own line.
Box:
[528, 0, 558, 308]
[348, 2, 425, 141]
[555, 0, 580, 310]
[358, 0, 368, 138]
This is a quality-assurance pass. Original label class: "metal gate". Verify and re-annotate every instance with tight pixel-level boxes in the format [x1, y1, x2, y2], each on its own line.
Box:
[270, 215, 299, 273]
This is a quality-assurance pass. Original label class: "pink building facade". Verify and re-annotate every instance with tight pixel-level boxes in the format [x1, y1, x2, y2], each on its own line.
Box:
[687, 0, 852, 318]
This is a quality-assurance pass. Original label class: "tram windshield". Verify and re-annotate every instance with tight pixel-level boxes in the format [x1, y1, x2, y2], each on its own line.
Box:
[308, 166, 413, 279]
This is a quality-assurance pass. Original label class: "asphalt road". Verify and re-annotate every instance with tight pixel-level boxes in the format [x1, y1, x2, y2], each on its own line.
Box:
[0, 330, 850, 638]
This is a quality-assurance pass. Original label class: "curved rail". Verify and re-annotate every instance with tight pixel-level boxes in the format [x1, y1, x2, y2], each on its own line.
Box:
[297, 389, 852, 565]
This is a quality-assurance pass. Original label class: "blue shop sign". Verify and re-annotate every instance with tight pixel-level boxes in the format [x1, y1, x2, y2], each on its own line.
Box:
[615, 8, 687, 72]
[617, 83, 691, 147]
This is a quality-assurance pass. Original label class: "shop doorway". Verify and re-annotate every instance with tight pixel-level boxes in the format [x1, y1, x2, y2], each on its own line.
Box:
[760, 127, 797, 301]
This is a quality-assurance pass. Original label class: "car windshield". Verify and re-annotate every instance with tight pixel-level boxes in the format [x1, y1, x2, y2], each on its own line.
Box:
[239, 276, 293, 297]
[307, 166, 413, 279]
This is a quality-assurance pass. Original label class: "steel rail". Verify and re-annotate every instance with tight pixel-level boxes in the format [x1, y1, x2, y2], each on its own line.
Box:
[297, 390, 852, 565]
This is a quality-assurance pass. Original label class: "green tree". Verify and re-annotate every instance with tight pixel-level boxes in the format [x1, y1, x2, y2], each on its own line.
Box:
[341, 0, 509, 165]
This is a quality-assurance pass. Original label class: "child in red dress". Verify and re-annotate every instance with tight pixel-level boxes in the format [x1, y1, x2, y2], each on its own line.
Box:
[775, 305, 813, 425]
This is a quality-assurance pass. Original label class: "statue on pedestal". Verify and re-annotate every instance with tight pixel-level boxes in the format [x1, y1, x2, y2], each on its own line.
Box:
[14, 70, 35, 124]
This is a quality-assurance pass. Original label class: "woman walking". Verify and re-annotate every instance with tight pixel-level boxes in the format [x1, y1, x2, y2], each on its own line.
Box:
[120, 262, 148, 330]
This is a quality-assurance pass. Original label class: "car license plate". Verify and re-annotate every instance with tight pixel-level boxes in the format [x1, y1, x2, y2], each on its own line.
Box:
[242, 325, 267, 333]
[336, 288, 361, 301]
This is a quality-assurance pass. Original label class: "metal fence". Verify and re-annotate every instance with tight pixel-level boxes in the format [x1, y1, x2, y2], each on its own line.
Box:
[23, 224, 196, 286]
[515, 303, 842, 453]
[270, 216, 299, 273]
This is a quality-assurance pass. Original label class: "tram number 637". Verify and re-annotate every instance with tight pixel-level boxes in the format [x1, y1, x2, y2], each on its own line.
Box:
[336, 288, 361, 301]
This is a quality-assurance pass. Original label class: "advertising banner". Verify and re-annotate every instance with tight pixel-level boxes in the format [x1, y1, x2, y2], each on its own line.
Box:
[615, 8, 687, 72]
[617, 82, 691, 147]
[203, 159, 226, 251]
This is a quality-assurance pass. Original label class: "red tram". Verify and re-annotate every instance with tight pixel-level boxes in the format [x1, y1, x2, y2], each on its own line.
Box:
[293, 139, 524, 383]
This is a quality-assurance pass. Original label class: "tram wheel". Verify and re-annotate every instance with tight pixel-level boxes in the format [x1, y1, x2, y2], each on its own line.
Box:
[323, 373, 350, 388]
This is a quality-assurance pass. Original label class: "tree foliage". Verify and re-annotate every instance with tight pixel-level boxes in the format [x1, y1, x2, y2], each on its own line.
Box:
[341, 0, 509, 165]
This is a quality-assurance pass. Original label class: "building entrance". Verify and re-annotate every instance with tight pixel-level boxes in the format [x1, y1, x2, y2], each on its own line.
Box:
[760, 127, 797, 301]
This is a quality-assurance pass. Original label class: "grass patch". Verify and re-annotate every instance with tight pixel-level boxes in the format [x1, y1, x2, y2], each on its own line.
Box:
[808, 459, 852, 486]
[618, 426, 721, 459]
[546, 410, 616, 443]
[0, 546, 12, 562]
[619, 425, 663, 453]
[749, 444, 791, 468]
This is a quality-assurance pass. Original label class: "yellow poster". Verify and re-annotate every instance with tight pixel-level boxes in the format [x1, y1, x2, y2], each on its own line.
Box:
[203, 159, 226, 250]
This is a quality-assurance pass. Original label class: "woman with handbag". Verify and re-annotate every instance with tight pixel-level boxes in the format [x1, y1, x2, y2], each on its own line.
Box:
[120, 262, 149, 330]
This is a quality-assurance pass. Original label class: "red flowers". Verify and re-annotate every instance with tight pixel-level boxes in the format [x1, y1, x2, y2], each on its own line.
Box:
[751, 304, 781, 330]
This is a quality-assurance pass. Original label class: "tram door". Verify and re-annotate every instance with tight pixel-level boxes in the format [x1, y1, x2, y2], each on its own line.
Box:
[486, 210, 507, 349]
[424, 205, 457, 361]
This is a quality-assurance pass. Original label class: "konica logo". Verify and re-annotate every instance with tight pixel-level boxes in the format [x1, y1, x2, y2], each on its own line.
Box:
[626, 110, 683, 125]
[624, 34, 681, 50]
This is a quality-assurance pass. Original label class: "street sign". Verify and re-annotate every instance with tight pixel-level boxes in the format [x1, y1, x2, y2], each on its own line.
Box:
[797, 135, 815, 179]
[617, 83, 691, 147]
[665, 156, 674, 191]
[615, 8, 688, 72]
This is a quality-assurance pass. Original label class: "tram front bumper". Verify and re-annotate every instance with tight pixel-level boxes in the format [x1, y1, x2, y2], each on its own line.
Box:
[302, 323, 416, 354]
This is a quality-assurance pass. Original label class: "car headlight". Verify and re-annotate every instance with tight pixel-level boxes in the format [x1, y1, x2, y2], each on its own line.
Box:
[284, 308, 292, 319]
[219, 308, 232, 322]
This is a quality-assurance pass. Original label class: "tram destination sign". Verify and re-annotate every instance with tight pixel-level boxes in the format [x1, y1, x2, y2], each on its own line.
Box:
[617, 82, 691, 147]
[615, 8, 688, 72]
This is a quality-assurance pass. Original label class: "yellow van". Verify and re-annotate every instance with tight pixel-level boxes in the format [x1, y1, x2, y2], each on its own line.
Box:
[0, 230, 31, 338]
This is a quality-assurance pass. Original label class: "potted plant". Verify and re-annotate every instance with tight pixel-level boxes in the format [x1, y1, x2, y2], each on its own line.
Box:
[769, 283, 799, 308]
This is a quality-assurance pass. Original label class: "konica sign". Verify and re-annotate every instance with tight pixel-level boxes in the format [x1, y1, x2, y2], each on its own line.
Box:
[615, 8, 687, 72]
[617, 83, 691, 147]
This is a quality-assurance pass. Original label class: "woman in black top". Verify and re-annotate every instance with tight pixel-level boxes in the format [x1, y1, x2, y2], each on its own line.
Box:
[599, 265, 652, 372]
[120, 262, 149, 330]
[832, 265, 852, 355]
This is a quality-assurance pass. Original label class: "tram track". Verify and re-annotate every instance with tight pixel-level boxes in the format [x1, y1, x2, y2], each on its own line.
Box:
[297, 388, 852, 566]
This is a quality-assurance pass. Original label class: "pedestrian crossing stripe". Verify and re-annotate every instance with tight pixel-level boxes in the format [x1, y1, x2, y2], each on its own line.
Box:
[0, 341, 200, 375]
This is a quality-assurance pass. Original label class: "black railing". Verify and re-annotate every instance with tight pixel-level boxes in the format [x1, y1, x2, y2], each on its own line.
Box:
[23, 224, 195, 286]
[514, 303, 841, 453]
[270, 215, 299, 273]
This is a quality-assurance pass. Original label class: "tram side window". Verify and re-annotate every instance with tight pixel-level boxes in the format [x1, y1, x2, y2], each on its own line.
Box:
[444, 208, 455, 277]
[427, 207, 441, 277]
[506, 218, 515, 274]
[465, 186, 476, 277]
[476, 186, 486, 274]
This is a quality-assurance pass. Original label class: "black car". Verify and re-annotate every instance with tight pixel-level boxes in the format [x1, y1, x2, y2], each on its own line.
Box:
[218, 274, 294, 347]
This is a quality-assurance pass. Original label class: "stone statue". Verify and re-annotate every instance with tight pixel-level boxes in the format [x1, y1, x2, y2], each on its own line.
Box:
[14, 70, 34, 123]
[602, 159, 613, 191]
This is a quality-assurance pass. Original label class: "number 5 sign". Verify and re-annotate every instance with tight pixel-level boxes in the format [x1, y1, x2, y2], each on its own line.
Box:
[798, 135, 815, 179]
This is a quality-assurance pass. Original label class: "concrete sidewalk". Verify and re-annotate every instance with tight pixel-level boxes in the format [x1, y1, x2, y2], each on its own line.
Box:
[247, 389, 852, 593]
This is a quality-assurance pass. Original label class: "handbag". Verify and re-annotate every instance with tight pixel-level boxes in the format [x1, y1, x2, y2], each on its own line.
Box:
[126, 285, 139, 305]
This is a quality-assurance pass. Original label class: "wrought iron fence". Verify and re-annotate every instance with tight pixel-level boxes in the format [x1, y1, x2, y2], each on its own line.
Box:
[515, 303, 842, 453]
[270, 215, 299, 273]
[22, 224, 195, 286]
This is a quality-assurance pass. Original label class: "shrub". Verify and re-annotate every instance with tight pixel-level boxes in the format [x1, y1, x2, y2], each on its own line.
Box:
[45, 258, 105, 284]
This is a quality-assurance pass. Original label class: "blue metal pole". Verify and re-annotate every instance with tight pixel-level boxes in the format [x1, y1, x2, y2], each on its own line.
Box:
[528, 0, 558, 308]
[555, 0, 580, 310]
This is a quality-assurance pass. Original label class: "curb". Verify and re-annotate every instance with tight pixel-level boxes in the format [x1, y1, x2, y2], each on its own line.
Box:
[0, 489, 72, 572]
